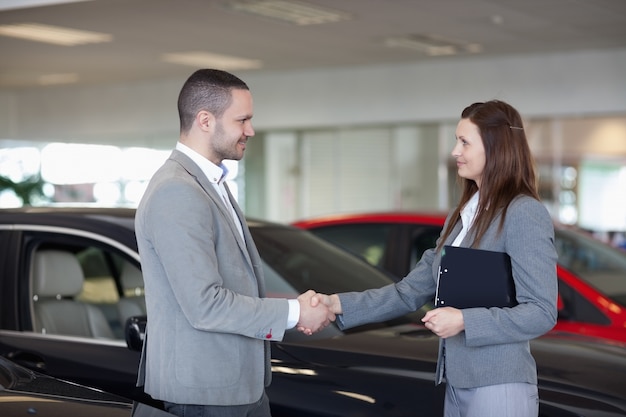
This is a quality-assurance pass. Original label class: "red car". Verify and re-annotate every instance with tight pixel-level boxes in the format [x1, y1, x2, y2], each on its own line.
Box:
[293, 212, 626, 344]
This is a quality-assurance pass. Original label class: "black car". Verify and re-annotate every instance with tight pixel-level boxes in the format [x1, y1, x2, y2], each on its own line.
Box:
[0, 355, 173, 416]
[0, 207, 625, 417]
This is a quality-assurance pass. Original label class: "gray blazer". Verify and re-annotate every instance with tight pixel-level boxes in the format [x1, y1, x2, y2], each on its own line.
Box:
[337, 195, 558, 388]
[135, 150, 289, 405]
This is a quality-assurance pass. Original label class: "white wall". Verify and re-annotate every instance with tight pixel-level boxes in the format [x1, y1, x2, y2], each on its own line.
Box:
[2, 48, 625, 145]
[249, 49, 626, 129]
[1, 48, 625, 223]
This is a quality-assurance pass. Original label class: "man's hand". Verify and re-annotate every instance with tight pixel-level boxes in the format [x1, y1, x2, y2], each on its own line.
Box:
[296, 290, 336, 335]
[310, 292, 342, 315]
[421, 307, 464, 338]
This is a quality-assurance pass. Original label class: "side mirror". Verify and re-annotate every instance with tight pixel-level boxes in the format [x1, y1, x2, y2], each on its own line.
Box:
[125, 315, 147, 352]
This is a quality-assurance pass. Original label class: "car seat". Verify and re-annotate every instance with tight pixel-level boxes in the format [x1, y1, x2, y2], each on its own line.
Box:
[117, 262, 146, 325]
[31, 249, 115, 339]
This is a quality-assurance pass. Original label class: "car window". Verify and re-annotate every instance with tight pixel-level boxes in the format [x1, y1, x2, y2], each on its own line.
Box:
[76, 247, 121, 304]
[253, 226, 396, 295]
[25, 235, 143, 340]
[409, 226, 442, 267]
[555, 228, 626, 308]
[557, 279, 610, 325]
[306, 224, 392, 268]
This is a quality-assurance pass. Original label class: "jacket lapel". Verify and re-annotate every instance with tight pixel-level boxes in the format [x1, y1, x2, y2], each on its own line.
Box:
[169, 150, 253, 266]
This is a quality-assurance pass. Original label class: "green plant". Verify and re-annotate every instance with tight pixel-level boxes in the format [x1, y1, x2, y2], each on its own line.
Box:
[0, 174, 46, 205]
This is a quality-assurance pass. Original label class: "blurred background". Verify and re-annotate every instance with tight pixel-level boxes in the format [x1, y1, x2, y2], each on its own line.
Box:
[1, 0, 625, 247]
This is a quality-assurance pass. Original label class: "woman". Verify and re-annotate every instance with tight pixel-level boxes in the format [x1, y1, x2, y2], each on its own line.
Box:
[308, 100, 558, 417]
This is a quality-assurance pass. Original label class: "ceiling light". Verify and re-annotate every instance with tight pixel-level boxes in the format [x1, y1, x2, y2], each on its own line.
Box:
[385, 36, 456, 56]
[491, 15, 504, 25]
[0, 0, 94, 12]
[162, 52, 262, 71]
[0, 23, 112, 46]
[38, 73, 79, 85]
[226, 0, 351, 25]
[385, 34, 482, 57]
[0, 71, 78, 87]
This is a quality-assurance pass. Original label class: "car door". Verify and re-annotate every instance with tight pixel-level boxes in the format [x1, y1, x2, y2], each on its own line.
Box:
[0, 226, 150, 404]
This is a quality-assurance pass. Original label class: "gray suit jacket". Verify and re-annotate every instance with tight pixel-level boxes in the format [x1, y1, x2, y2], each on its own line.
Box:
[135, 150, 289, 405]
[337, 195, 558, 388]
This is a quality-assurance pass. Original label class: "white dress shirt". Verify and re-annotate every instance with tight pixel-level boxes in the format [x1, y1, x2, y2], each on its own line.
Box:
[452, 192, 479, 247]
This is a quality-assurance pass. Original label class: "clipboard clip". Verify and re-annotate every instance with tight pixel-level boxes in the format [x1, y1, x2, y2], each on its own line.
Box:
[434, 265, 441, 307]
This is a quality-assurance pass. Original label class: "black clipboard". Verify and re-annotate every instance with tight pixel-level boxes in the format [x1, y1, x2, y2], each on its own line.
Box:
[435, 245, 517, 309]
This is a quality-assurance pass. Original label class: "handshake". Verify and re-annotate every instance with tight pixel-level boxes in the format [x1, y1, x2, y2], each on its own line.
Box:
[296, 290, 343, 335]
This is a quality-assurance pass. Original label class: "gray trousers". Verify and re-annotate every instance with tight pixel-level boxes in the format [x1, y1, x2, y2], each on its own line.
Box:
[163, 391, 271, 417]
[444, 383, 539, 417]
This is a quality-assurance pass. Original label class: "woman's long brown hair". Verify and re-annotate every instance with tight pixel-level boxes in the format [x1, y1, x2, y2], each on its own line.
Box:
[437, 100, 540, 250]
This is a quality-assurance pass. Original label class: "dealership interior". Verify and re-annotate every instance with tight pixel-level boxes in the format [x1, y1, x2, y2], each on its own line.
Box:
[1, 0, 626, 241]
[2, 2, 626, 416]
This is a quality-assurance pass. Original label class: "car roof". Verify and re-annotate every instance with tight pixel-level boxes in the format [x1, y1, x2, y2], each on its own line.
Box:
[0, 206, 296, 231]
[293, 212, 448, 228]
[0, 206, 137, 236]
[292, 211, 605, 236]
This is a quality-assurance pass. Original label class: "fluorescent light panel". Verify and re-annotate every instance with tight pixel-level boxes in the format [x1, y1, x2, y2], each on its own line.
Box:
[385, 34, 482, 56]
[0, 71, 79, 87]
[0, 0, 94, 12]
[38, 72, 79, 85]
[227, 0, 351, 25]
[0, 23, 112, 46]
[162, 52, 262, 71]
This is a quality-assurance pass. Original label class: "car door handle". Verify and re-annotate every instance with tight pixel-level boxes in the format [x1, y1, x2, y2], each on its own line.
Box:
[7, 350, 47, 372]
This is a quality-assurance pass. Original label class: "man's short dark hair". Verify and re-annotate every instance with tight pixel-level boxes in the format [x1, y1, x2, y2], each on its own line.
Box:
[177, 69, 249, 134]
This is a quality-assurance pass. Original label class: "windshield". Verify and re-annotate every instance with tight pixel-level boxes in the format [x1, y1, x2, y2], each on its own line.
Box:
[555, 228, 626, 307]
[252, 226, 397, 296]
[251, 226, 428, 337]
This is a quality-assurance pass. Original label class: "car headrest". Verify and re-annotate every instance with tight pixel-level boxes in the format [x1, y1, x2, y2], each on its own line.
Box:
[33, 250, 84, 298]
[120, 262, 144, 292]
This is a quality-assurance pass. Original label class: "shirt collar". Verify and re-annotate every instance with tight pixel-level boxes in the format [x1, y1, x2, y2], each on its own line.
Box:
[176, 142, 228, 184]
[460, 191, 479, 228]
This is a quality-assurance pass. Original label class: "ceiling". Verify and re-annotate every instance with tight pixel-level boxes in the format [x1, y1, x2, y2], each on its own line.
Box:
[1, 0, 625, 89]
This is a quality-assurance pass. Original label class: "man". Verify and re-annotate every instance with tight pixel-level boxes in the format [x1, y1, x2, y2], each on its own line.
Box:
[135, 69, 332, 417]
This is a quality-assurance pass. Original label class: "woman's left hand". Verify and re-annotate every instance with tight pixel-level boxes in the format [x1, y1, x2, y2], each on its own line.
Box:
[422, 307, 465, 338]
